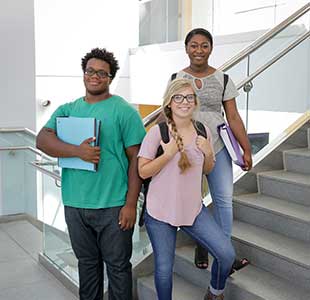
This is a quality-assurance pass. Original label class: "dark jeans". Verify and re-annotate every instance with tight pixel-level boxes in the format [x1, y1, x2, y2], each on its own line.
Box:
[64, 206, 133, 300]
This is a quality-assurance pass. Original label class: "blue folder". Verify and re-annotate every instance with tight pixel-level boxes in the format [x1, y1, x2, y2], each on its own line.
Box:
[56, 117, 101, 172]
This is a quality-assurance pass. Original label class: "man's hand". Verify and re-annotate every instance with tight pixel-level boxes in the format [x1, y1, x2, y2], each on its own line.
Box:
[77, 137, 100, 163]
[118, 204, 137, 230]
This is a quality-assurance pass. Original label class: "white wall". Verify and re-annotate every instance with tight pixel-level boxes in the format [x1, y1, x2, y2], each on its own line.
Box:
[191, 0, 309, 36]
[0, 0, 36, 131]
[34, 0, 140, 131]
[129, 29, 267, 105]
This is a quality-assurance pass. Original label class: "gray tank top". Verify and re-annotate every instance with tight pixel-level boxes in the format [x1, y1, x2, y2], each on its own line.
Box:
[176, 70, 239, 154]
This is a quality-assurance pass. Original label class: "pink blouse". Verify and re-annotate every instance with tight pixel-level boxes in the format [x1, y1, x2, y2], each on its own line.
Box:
[138, 124, 214, 226]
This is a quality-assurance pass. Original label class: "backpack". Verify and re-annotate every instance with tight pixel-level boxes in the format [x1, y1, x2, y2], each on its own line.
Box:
[138, 121, 207, 226]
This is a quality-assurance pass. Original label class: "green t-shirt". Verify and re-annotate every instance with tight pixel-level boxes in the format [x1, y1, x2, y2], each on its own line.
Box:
[45, 95, 146, 209]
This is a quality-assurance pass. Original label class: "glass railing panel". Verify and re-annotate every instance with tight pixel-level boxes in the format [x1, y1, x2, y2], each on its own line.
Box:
[0, 131, 34, 148]
[0, 130, 55, 219]
[248, 13, 309, 74]
[0, 147, 37, 217]
[36, 159, 154, 288]
[223, 7, 309, 85]
[241, 36, 309, 156]
[224, 58, 249, 90]
[40, 165, 79, 284]
[132, 195, 154, 265]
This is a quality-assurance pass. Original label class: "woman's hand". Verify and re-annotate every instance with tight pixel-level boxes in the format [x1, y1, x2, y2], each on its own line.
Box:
[160, 138, 178, 159]
[242, 150, 253, 171]
[197, 136, 215, 174]
[196, 136, 213, 158]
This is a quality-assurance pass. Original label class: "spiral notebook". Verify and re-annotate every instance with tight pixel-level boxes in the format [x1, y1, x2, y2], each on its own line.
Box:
[56, 116, 101, 172]
[218, 123, 245, 167]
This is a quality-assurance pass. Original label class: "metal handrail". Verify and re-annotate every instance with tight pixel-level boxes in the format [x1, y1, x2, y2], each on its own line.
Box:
[0, 127, 36, 137]
[236, 30, 310, 90]
[142, 3, 310, 127]
[220, 2, 310, 72]
[30, 161, 61, 181]
[0, 146, 53, 161]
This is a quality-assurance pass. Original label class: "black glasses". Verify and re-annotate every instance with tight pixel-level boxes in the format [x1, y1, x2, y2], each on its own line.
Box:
[84, 68, 112, 79]
[171, 94, 196, 103]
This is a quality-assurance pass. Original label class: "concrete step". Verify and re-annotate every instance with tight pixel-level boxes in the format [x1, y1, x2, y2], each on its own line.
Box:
[235, 165, 275, 194]
[233, 193, 310, 242]
[283, 148, 310, 174]
[285, 128, 309, 148]
[232, 220, 310, 290]
[173, 245, 310, 300]
[258, 170, 310, 206]
[137, 272, 206, 300]
[234, 142, 303, 195]
[255, 142, 300, 171]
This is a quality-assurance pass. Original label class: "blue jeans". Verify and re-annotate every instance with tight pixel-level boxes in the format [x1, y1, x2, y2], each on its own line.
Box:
[145, 207, 235, 300]
[207, 147, 233, 238]
[64, 206, 133, 300]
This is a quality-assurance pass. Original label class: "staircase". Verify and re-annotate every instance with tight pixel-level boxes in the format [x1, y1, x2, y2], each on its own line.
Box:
[136, 122, 310, 299]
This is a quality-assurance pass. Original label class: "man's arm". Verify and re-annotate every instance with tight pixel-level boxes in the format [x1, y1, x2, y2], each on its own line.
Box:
[118, 144, 142, 230]
[36, 127, 100, 163]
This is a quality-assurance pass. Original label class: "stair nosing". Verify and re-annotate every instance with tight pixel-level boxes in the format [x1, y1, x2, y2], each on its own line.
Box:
[233, 194, 310, 224]
[258, 170, 310, 187]
[175, 245, 310, 299]
[232, 221, 310, 270]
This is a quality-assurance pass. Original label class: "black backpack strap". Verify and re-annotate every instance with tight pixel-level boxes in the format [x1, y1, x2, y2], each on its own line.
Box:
[171, 73, 177, 81]
[222, 73, 229, 103]
[194, 121, 207, 138]
[158, 122, 169, 142]
[138, 179, 149, 227]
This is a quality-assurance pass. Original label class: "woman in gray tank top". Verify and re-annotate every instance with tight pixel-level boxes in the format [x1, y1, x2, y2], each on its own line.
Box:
[173, 28, 252, 292]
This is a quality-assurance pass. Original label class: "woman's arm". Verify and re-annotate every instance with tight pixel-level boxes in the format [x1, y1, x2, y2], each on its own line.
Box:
[223, 99, 253, 171]
[138, 138, 178, 179]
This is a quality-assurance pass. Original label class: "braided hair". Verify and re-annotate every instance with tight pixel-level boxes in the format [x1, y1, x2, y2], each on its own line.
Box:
[162, 79, 199, 173]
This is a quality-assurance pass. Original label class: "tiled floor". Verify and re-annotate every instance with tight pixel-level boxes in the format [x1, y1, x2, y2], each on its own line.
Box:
[0, 219, 77, 300]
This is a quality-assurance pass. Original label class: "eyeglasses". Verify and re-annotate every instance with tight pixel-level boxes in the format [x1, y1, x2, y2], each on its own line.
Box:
[171, 94, 196, 103]
[84, 68, 112, 79]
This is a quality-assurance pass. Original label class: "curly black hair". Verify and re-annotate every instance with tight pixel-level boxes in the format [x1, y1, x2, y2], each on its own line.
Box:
[81, 48, 119, 80]
[184, 28, 213, 48]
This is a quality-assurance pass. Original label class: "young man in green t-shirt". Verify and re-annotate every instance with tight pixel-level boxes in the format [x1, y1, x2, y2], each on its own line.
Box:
[36, 48, 146, 300]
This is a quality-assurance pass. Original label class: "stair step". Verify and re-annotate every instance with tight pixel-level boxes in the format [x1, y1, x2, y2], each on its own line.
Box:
[233, 193, 310, 242]
[174, 245, 309, 300]
[137, 272, 206, 300]
[235, 143, 310, 194]
[258, 170, 310, 206]
[283, 148, 310, 174]
[232, 220, 310, 290]
[285, 129, 309, 148]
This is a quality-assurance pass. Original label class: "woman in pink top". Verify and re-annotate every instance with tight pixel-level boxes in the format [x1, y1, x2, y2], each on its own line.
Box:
[138, 79, 235, 300]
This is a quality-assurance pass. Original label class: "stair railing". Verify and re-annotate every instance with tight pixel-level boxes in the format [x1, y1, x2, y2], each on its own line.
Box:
[142, 2, 310, 128]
